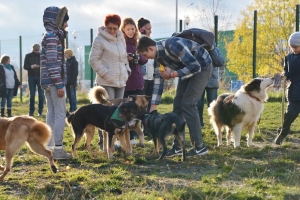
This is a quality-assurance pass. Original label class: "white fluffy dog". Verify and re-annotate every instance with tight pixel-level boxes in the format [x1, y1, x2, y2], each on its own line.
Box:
[208, 78, 274, 148]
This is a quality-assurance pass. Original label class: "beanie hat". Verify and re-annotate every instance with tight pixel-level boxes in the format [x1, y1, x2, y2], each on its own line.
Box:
[289, 32, 300, 46]
[64, 49, 73, 57]
[32, 44, 40, 51]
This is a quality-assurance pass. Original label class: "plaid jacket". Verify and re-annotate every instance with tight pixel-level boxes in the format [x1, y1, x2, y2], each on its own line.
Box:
[151, 37, 212, 105]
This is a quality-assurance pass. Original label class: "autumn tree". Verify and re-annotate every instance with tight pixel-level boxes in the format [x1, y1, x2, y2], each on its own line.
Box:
[226, 0, 296, 81]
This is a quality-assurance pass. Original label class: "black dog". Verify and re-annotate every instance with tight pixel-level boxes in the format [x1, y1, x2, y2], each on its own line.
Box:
[142, 110, 186, 161]
[66, 97, 147, 158]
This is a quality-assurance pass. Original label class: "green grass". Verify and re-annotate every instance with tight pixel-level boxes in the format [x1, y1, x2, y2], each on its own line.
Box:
[1, 91, 300, 199]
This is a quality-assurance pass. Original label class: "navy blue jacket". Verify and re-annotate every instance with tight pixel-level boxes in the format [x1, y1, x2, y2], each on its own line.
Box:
[284, 53, 300, 101]
[65, 56, 78, 86]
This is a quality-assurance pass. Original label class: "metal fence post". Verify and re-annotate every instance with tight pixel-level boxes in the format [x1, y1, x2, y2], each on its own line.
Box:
[19, 35, 22, 102]
[179, 19, 182, 32]
[296, 4, 299, 31]
[90, 28, 93, 88]
[253, 10, 257, 79]
[214, 15, 218, 46]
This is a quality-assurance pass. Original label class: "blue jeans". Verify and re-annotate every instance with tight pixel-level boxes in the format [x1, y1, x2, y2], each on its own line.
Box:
[66, 86, 77, 112]
[197, 88, 218, 127]
[28, 76, 45, 114]
[0, 88, 14, 109]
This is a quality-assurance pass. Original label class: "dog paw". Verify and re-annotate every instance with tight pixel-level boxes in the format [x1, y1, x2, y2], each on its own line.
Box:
[51, 165, 58, 173]
[0, 166, 4, 171]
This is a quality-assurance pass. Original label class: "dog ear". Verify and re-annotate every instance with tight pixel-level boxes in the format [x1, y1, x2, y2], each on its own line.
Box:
[244, 79, 261, 93]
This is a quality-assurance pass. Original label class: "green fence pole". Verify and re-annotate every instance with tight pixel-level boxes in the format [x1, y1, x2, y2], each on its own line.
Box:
[90, 28, 93, 88]
[19, 35, 22, 103]
[179, 19, 182, 32]
[214, 15, 218, 46]
[253, 10, 257, 79]
[296, 4, 299, 32]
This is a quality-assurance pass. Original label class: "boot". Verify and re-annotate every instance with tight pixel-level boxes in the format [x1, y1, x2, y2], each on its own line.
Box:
[274, 112, 297, 145]
[1, 108, 5, 117]
[7, 109, 13, 118]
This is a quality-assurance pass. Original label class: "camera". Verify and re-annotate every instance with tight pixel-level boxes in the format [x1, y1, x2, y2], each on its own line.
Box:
[128, 53, 139, 64]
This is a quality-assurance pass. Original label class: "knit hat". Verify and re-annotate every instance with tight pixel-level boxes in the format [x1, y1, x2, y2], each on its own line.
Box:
[289, 32, 300, 46]
[64, 49, 73, 57]
[32, 44, 40, 51]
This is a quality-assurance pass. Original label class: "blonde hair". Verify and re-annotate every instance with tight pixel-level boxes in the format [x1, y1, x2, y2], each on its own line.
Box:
[121, 17, 139, 44]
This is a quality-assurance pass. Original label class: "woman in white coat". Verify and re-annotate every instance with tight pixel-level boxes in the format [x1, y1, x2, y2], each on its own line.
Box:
[89, 14, 130, 150]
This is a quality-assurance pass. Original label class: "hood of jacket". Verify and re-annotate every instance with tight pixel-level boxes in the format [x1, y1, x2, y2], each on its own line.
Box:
[97, 26, 125, 43]
[43, 6, 68, 32]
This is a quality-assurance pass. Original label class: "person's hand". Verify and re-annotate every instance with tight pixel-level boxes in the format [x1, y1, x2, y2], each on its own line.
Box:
[281, 72, 286, 77]
[127, 54, 133, 61]
[57, 88, 65, 97]
[31, 64, 39, 69]
[70, 85, 74, 88]
[159, 67, 171, 80]
[18, 85, 23, 89]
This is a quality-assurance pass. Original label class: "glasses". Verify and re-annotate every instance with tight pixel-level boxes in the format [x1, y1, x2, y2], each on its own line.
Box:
[106, 27, 119, 31]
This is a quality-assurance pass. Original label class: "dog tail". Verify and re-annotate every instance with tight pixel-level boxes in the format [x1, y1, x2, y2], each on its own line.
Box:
[88, 85, 109, 104]
[65, 111, 74, 126]
[30, 121, 52, 145]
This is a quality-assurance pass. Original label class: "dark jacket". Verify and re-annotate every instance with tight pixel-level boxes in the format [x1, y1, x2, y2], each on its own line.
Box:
[284, 53, 300, 101]
[0, 64, 21, 97]
[125, 37, 148, 91]
[23, 51, 40, 77]
[66, 56, 78, 86]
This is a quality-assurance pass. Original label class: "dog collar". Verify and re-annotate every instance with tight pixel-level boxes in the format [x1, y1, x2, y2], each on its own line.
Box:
[247, 93, 263, 103]
[110, 108, 125, 121]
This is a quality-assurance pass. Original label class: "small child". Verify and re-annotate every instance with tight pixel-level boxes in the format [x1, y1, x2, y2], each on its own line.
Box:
[275, 32, 300, 144]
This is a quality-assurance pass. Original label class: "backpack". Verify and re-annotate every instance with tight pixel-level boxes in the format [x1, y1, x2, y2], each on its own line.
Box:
[171, 28, 215, 50]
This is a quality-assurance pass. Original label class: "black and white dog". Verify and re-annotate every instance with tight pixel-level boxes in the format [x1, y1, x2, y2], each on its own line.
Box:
[208, 78, 274, 148]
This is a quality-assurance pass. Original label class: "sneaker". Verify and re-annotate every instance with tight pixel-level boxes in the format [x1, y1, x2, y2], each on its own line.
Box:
[38, 113, 44, 117]
[164, 147, 183, 157]
[186, 144, 209, 157]
[52, 148, 72, 160]
[130, 139, 139, 145]
[28, 113, 34, 117]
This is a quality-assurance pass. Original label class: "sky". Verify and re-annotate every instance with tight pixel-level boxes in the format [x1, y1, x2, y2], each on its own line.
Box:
[0, 0, 254, 67]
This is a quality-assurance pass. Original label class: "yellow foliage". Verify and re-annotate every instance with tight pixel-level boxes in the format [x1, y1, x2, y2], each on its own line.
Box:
[226, 0, 298, 82]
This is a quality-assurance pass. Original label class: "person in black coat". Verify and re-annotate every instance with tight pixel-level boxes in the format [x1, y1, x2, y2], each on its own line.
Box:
[0, 55, 22, 117]
[275, 32, 300, 144]
[64, 49, 78, 112]
[23, 44, 45, 117]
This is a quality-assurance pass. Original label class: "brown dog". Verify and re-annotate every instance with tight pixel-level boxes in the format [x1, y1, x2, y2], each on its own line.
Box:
[0, 116, 57, 181]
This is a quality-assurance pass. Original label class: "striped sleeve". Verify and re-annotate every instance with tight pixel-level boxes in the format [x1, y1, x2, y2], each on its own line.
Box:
[45, 34, 64, 89]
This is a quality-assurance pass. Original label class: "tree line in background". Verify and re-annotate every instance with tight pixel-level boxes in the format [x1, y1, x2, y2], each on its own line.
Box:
[225, 0, 297, 82]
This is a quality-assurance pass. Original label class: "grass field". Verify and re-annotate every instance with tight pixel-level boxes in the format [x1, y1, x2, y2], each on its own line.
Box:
[0, 90, 300, 200]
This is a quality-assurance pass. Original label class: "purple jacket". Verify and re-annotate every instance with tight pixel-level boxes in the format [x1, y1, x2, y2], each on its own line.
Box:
[125, 37, 147, 91]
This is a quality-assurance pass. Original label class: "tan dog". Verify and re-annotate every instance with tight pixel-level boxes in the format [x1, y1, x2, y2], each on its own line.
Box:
[0, 116, 57, 181]
[88, 86, 147, 155]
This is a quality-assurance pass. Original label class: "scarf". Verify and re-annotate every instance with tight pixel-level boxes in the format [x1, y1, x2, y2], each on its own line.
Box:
[4, 64, 12, 70]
